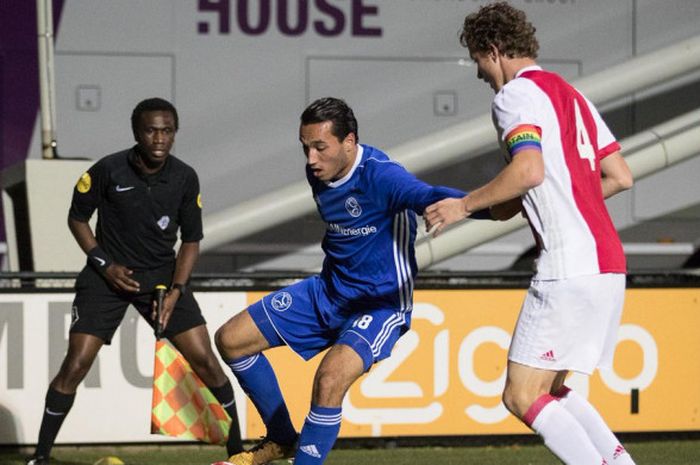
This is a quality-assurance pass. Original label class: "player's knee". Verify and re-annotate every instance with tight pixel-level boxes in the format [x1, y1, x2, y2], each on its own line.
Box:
[312, 367, 347, 406]
[502, 384, 533, 418]
[501, 386, 519, 416]
[214, 324, 235, 358]
[188, 348, 216, 371]
[190, 354, 225, 385]
[502, 384, 542, 419]
[56, 356, 93, 389]
[313, 368, 337, 395]
[216, 313, 254, 357]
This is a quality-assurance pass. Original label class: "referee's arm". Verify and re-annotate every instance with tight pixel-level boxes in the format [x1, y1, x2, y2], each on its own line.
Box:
[68, 216, 99, 255]
[155, 240, 199, 330]
[170, 241, 199, 297]
[68, 216, 140, 293]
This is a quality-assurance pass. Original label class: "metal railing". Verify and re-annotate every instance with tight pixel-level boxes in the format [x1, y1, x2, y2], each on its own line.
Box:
[201, 35, 700, 253]
[1, 269, 697, 292]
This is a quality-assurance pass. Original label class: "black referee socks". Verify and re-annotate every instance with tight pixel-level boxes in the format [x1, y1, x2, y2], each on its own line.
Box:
[35, 387, 76, 458]
[209, 381, 244, 456]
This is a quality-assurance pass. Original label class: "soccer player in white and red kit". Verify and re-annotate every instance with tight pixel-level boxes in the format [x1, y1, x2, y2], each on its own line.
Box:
[425, 3, 636, 464]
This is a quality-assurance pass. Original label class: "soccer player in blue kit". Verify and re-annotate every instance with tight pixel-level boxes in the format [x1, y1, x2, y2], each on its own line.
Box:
[214, 97, 471, 465]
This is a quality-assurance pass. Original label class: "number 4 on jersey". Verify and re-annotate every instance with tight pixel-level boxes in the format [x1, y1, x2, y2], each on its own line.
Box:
[574, 99, 596, 171]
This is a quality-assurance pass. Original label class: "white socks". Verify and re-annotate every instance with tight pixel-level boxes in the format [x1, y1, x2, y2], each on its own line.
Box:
[556, 386, 636, 464]
[527, 394, 605, 465]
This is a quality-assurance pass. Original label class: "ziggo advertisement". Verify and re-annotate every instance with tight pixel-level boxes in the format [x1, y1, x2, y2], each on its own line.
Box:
[250, 288, 700, 437]
[0, 288, 698, 445]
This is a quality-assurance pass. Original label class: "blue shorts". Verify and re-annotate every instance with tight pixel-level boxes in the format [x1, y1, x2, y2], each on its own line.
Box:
[248, 275, 411, 371]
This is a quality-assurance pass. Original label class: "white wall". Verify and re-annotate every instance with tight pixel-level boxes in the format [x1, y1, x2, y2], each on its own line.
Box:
[24, 1, 700, 270]
[0, 291, 248, 445]
[25, 1, 699, 212]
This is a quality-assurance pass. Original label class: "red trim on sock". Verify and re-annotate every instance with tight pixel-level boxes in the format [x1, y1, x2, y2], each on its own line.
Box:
[523, 393, 557, 427]
[553, 385, 571, 399]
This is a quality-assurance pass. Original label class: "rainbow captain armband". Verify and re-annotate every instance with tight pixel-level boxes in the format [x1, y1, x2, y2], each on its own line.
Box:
[505, 124, 542, 156]
[88, 245, 113, 274]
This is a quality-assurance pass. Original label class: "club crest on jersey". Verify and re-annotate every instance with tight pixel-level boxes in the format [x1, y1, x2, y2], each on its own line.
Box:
[270, 291, 292, 312]
[345, 196, 362, 217]
[157, 216, 170, 230]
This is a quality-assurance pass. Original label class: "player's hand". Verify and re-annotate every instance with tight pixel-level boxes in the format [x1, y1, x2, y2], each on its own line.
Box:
[103, 263, 140, 293]
[424, 197, 471, 237]
[151, 290, 179, 331]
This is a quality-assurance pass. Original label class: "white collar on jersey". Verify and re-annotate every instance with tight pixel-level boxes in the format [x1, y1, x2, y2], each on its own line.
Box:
[327, 144, 363, 188]
[515, 65, 543, 78]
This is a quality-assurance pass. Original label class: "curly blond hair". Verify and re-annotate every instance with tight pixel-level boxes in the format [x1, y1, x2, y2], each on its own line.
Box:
[460, 2, 539, 59]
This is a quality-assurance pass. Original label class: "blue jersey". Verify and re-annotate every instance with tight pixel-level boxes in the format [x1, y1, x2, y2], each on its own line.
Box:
[306, 144, 464, 312]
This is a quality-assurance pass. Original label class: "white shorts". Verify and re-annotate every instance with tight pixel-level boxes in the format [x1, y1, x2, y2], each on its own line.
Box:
[508, 273, 625, 375]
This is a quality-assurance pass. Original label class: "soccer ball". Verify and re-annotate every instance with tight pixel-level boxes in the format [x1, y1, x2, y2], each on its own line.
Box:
[93, 457, 124, 465]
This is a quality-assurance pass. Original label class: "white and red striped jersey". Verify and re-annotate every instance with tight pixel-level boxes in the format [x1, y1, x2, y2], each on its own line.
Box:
[492, 65, 626, 279]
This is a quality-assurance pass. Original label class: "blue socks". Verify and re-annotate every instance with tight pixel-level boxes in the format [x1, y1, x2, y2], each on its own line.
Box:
[226, 354, 296, 445]
[294, 404, 342, 465]
[227, 354, 344, 463]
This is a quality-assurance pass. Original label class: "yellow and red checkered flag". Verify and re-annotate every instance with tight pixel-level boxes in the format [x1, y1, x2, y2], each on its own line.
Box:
[151, 338, 231, 444]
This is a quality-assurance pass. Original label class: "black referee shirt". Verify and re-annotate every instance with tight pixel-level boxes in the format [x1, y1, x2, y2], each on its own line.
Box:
[69, 147, 203, 270]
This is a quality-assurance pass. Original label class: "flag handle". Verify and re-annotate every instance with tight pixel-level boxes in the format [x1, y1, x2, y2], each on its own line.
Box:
[154, 284, 167, 340]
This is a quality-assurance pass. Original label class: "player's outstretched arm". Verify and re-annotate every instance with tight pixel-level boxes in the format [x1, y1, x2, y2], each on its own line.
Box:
[425, 149, 543, 236]
[424, 197, 469, 236]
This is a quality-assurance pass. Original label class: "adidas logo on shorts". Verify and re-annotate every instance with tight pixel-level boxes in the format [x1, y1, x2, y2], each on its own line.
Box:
[540, 350, 556, 362]
[613, 444, 626, 458]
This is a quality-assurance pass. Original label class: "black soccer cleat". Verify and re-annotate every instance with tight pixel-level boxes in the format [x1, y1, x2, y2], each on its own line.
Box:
[26, 455, 50, 465]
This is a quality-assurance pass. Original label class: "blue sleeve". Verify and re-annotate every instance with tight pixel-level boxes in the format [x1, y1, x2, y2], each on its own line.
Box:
[374, 161, 465, 215]
[371, 160, 493, 219]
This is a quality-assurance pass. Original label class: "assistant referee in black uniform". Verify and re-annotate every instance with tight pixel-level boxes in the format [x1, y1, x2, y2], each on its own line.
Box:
[26, 98, 242, 465]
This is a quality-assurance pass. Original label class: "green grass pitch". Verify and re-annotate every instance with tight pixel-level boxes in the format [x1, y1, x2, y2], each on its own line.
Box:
[2, 438, 699, 465]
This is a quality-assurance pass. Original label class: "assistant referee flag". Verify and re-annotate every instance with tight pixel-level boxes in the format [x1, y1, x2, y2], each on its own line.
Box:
[151, 338, 231, 444]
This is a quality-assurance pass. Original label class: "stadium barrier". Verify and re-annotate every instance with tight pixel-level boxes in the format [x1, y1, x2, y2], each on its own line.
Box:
[0, 271, 698, 445]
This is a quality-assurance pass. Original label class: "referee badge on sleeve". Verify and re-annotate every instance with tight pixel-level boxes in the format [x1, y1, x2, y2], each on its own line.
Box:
[76, 172, 92, 193]
[197, 193, 203, 209]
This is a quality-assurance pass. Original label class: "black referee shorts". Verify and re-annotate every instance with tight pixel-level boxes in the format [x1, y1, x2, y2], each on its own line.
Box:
[70, 264, 206, 344]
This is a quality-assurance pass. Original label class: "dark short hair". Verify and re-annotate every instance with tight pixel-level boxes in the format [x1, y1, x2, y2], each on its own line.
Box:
[460, 1, 539, 59]
[300, 97, 358, 142]
[131, 97, 179, 136]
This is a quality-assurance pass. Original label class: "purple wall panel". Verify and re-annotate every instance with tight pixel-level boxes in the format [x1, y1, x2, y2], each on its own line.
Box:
[0, 0, 64, 241]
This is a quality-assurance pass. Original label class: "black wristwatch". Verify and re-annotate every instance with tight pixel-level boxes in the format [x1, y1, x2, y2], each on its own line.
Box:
[171, 283, 187, 296]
